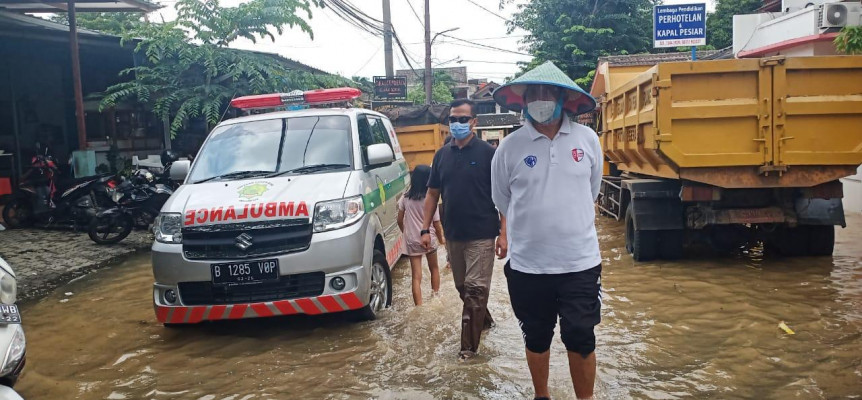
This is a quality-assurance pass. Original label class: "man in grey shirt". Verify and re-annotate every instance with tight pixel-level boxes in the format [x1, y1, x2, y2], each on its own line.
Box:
[491, 61, 602, 400]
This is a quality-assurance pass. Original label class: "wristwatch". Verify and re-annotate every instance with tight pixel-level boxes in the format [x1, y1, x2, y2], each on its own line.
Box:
[420, 229, 430, 235]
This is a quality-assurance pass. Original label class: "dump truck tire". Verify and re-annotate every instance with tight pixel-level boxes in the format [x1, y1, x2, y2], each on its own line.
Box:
[625, 207, 657, 261]
[768, 227, 810, 257]
[807, 225, 834, 256]
[659, 230, 684, 260]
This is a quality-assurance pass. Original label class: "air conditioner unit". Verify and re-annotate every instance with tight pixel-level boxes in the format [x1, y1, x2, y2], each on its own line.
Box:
[819, 2, 862, 28]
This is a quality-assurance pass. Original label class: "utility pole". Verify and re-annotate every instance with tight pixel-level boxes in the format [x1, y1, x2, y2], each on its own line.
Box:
[68, 0, 88, 150]
[382, 0, 394, 78]
[423, 0, 432, 105]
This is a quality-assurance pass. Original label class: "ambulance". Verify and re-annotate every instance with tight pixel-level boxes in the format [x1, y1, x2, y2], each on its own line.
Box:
[151, 88, 408, 324]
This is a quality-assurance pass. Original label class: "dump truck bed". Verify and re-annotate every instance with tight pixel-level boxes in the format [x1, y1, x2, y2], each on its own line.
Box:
[602, 56, 862, 188]
[393, 123, 449, 170]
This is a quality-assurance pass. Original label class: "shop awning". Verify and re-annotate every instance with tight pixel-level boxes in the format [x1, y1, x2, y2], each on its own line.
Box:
[0, 0, 159, 13]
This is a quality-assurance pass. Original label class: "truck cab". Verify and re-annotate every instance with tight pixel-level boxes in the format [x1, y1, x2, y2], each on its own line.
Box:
[151, 92, 408, 324]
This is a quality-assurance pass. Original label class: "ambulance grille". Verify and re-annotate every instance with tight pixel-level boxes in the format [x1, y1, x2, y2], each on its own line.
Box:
[178, 271, 325, 305]
[182, 219, 312, 260]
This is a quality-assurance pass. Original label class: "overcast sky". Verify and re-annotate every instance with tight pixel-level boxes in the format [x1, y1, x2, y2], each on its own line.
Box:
[149, 0, 715, 83]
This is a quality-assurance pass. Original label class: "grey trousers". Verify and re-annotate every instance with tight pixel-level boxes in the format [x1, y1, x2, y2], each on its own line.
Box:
[447, 239, 495, 355]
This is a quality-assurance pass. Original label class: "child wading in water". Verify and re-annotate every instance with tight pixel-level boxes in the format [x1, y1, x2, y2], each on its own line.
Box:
[397, 165, 445, 306]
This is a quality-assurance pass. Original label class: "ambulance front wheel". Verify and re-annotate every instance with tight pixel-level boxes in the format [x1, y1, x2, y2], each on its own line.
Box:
[356, 250, 392, 321]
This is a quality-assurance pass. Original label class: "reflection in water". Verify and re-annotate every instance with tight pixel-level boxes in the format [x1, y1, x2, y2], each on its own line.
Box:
[16, 215, 862, 399]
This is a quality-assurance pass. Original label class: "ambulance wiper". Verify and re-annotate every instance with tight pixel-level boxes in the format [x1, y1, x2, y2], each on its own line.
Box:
[194, 170, 273, 184]
[266, 163, 350, 177]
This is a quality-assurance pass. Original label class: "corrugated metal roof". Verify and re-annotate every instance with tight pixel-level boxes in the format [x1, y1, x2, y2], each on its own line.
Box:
[0, 9, 111, 37]
[597, 50, 728, 67]
[0, 0, 159, 13]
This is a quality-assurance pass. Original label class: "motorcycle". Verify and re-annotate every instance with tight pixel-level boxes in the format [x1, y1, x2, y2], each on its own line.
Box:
[2, 154, 113, 229]
[0, 257, 26, 399]
[88, 170, 173, 245]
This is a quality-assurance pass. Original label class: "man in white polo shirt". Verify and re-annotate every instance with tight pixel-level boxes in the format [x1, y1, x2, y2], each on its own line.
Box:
[491, 61, 602, 400]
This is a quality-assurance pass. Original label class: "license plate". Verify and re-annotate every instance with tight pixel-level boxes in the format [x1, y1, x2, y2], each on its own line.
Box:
[211, 259, 279, 285]
[0, 305, 21, 324]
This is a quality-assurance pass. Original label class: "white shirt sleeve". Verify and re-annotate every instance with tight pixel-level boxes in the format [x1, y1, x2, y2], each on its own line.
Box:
[590, 132, 602, 202]
[491, 145, 511, 218]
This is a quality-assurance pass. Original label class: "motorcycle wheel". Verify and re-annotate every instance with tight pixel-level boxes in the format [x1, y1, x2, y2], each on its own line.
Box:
[2, 198, 33, 229]
[88, 213, 134, 244]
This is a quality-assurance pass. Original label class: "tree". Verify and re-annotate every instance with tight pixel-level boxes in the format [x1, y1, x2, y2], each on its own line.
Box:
[100, 0, 351, 137]
[50, 12, 143, 35]
[504, 0, 654, 83]
[835, 26, 862, 55]
[405, 70, 457, 104]
[706, 0, 761, 49]
[407, 82, 454, 104]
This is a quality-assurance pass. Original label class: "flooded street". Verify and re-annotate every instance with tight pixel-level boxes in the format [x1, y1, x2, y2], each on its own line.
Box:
[15, 215, 862, 399]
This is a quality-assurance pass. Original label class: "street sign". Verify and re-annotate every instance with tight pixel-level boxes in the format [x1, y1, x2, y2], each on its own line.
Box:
[373, 76, 407, 99]
[653, 3, 707, 48]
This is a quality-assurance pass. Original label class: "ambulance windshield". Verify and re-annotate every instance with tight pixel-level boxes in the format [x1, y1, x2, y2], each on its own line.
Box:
[188, 115, 353, 183]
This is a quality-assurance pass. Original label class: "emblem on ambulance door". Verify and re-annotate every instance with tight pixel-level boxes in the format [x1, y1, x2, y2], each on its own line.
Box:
[572, 148, 584, 162]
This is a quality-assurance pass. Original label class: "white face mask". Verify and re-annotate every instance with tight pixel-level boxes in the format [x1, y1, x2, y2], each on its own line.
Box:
[526, 100, 557, 124]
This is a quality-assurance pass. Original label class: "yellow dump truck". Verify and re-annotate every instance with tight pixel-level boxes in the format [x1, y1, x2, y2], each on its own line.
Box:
[392, 123, 449, 170]
[592, 55, 862, 260]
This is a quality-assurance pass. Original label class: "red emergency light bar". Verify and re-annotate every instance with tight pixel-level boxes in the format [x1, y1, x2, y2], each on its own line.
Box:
[230, 87, 362, 110]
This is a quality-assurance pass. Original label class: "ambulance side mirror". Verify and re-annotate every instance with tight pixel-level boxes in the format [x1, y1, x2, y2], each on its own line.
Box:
[170, 160, 190, 182]
[365, 143, 395, 169]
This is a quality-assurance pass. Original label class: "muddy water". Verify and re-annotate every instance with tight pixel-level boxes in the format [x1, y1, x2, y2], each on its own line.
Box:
[15, 215, 862, 399]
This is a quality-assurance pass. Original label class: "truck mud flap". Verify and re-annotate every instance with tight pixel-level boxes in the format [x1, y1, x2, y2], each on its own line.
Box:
[623, 179, 684, 231]
[795, 198, 846, 228]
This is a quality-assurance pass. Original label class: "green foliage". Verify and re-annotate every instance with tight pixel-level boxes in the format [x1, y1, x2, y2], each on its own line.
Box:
[504, 0, 653, 83]
[99, 0, 349, 138]
[405, 70, 456, 104]
[835, 26, 862, 55]
[351, 76, 374, 95]
[406, 83, 454, 104]
[706, 0, 761, 49]
[50, 12, 143, 35]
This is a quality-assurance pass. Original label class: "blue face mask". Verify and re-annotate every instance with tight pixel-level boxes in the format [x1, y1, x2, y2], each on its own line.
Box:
[449, 122, 472, 139]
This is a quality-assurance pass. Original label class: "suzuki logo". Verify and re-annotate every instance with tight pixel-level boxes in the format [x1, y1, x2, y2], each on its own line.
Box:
[235, 233, 253, 251]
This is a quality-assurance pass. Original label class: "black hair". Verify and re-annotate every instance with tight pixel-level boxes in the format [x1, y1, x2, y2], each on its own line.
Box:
[406, 165, 432, 200]
[450, 99, 476, 116]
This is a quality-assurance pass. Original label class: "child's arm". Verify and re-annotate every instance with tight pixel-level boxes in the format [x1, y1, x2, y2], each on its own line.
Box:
[433, 220, 445, 245]
[397, 209, 405, 232]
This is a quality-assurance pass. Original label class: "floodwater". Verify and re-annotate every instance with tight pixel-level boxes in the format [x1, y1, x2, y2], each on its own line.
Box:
[15, 215, 862, 399]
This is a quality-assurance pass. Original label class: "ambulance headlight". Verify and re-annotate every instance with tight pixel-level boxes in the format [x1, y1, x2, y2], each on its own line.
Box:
[0, 273, 15, 305]
[0, 325, 25, 377]
[313, 196, 365, 233]
[154, 213, 183, 244]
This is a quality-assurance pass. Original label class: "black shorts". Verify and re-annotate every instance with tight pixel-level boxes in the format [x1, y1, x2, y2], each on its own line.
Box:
[505, 262, 602, 357]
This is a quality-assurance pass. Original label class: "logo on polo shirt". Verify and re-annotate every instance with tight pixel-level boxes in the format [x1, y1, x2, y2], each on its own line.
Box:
[524, 155, 537, 168]
[572, 148, 585, 162]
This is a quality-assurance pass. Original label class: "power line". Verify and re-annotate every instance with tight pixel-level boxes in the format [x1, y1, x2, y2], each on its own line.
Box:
[405, 34, 527, 45]
[353, 44, 383, 76]
[437, 35, 531, 56]
[465, 0, 508, 21]
[405, 0, 424, 28]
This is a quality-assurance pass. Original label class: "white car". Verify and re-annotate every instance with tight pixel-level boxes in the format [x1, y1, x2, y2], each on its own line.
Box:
[0, 256, 25, 392]
[151, 89, 409, 325]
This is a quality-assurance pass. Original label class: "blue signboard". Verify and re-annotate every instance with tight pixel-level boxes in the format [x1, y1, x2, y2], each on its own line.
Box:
[653, 3, 707, 48]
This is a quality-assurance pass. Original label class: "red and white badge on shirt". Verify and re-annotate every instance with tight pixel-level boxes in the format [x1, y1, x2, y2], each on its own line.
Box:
[572, 148, 584, 162]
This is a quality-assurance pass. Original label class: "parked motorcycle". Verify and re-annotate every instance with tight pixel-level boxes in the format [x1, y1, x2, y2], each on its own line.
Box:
[2, 154, 113, 229]
[88, 171, 173, 245]
[0, 257, 26, 398]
